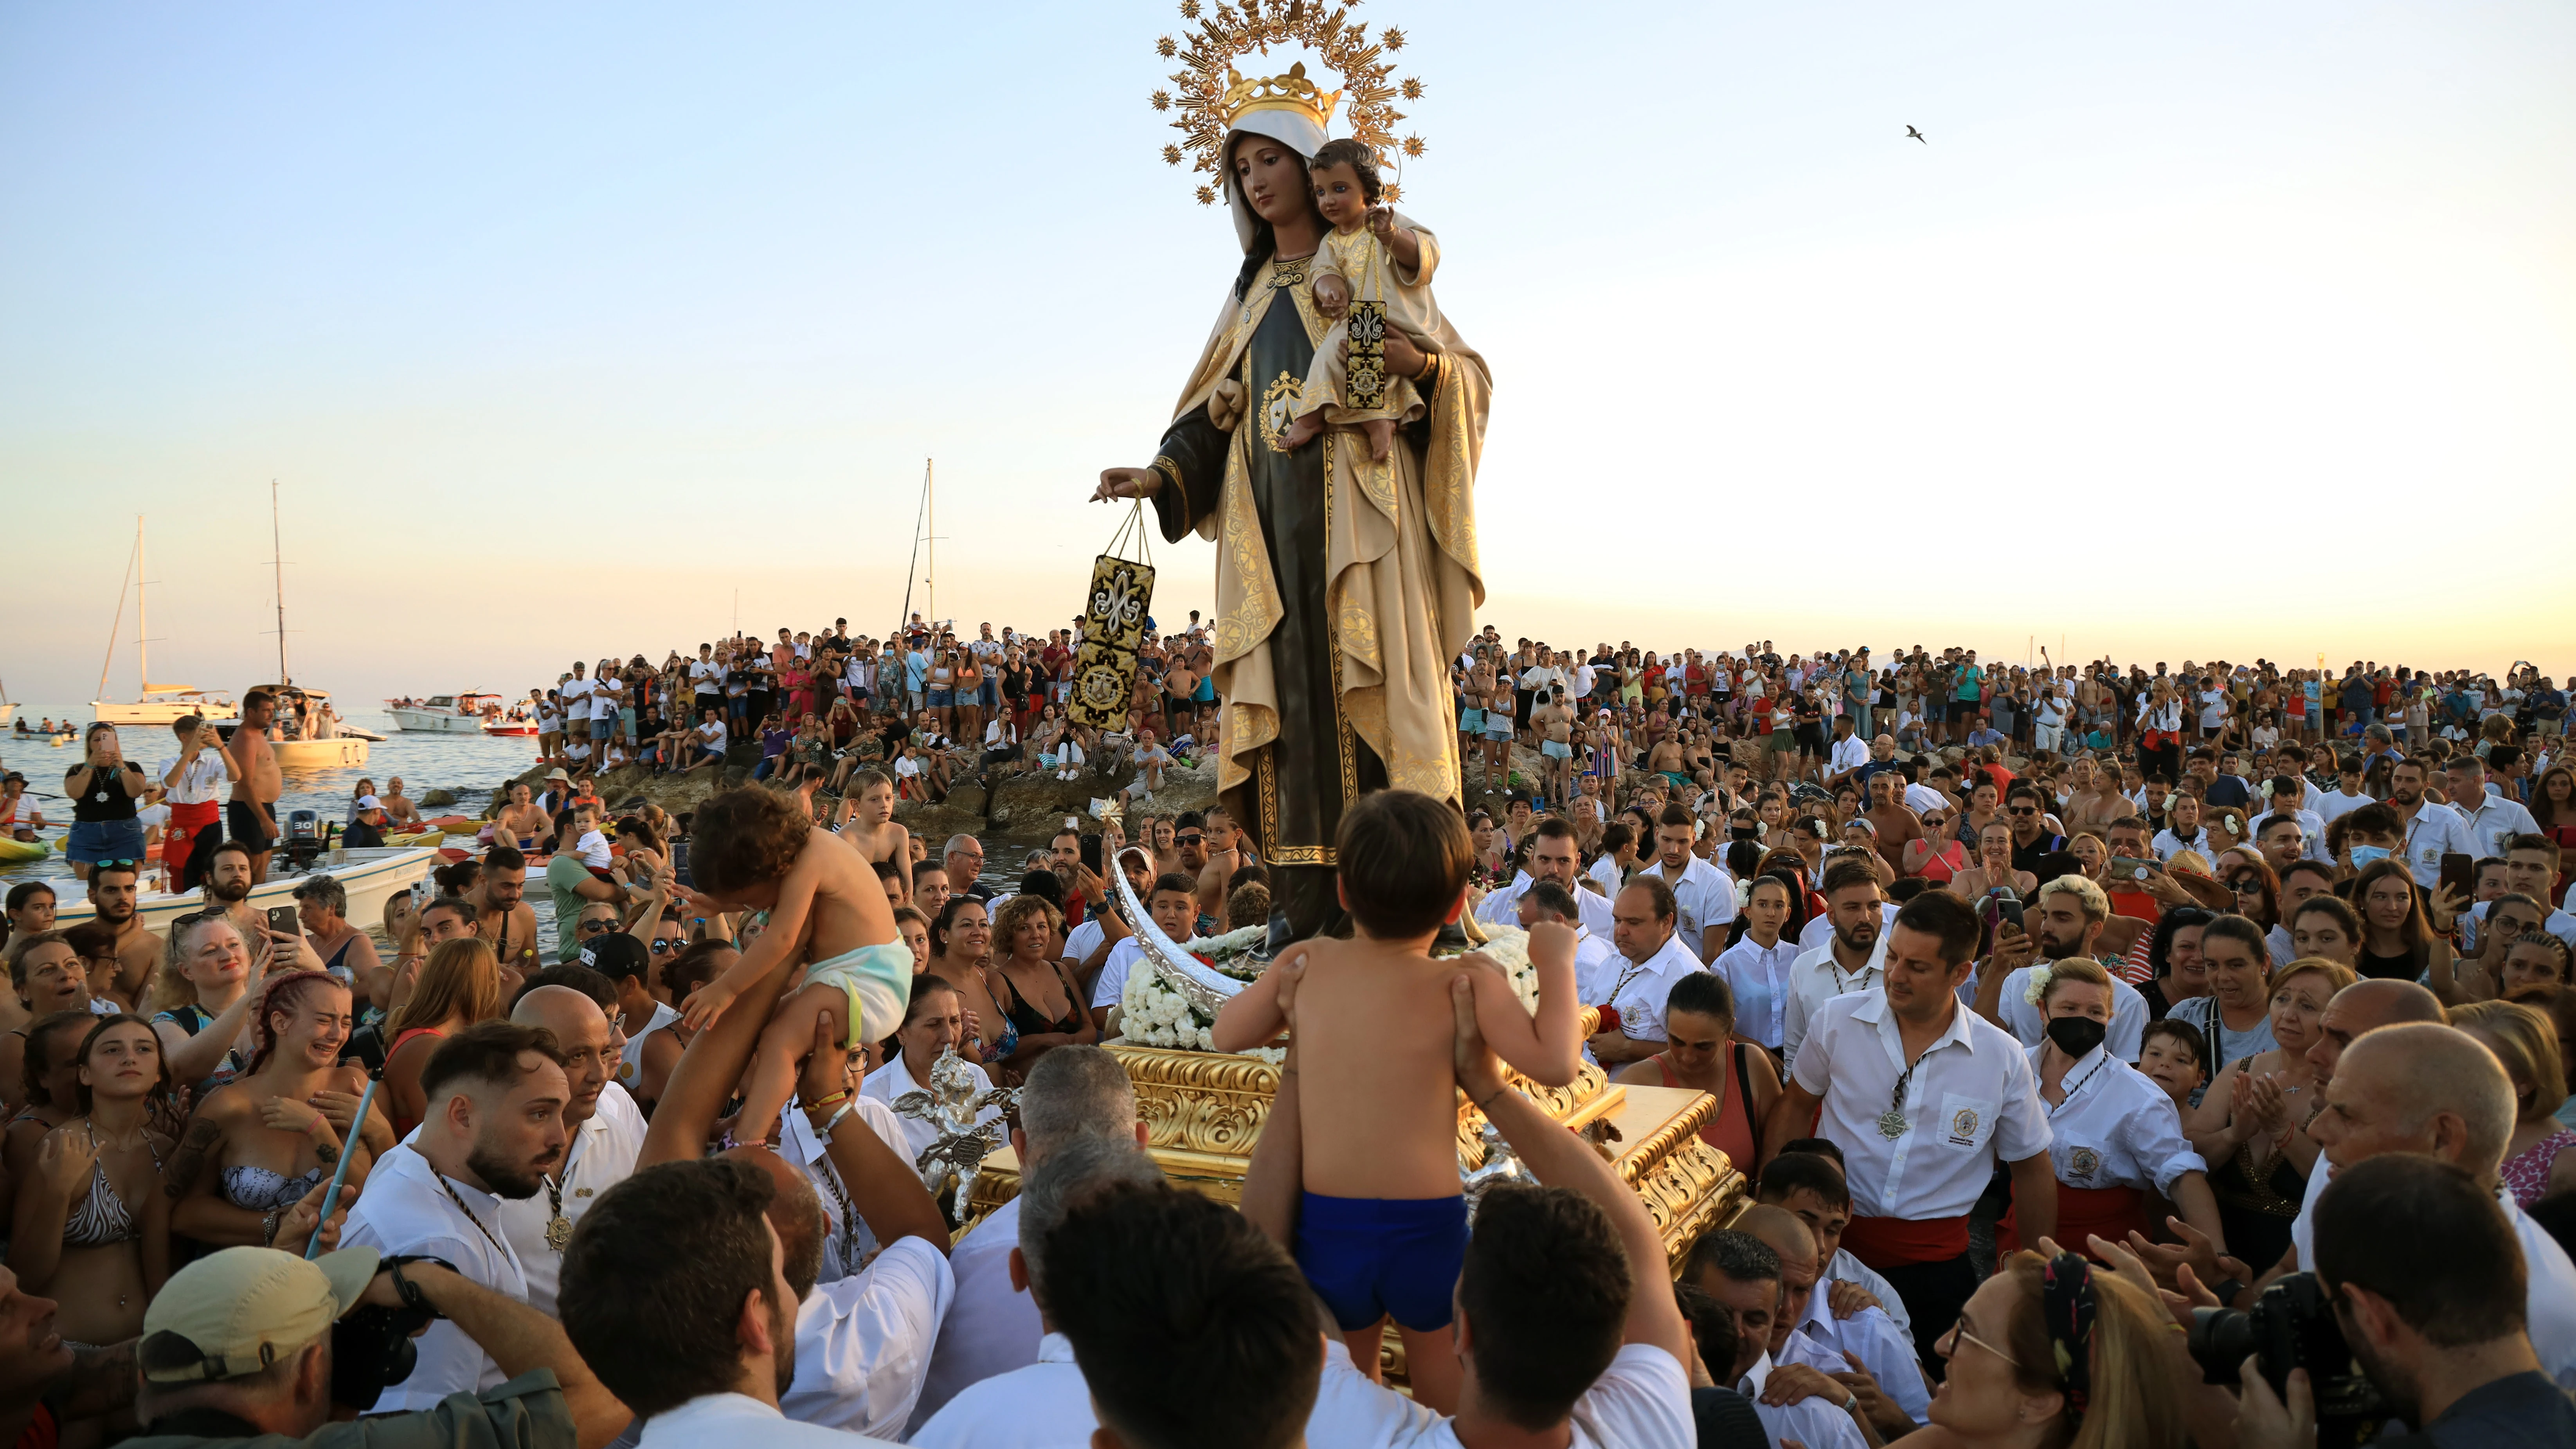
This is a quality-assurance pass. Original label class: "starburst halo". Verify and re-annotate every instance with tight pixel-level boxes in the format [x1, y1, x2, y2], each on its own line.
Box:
[1150, 0, 1428, 205]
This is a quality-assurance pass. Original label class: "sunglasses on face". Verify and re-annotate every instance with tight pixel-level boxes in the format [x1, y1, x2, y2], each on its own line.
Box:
[579, 919, 616, 935]
[2007, 805, 2038, 817]
[1176, 833, 1204, 845]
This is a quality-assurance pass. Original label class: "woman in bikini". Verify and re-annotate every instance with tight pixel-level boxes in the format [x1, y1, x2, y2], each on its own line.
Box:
[1, 1012, 104, 1236]
[1616, 963, 1777, 1170]
[169, 969, 388, 1249]
[380, 938, 503, 1139]
[983, 894, 1095, 1085]
[9, 1016, 172, 1347]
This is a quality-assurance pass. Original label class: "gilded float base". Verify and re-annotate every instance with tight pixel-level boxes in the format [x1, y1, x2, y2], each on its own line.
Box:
[961, 1044, 1747, 1278]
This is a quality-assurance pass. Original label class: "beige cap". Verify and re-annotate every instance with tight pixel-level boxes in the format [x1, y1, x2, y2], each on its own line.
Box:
[140, 1246, 380, 1383]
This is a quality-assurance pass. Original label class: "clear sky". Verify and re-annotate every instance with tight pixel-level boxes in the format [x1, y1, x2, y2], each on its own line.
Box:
[4, 2, 2572, 718]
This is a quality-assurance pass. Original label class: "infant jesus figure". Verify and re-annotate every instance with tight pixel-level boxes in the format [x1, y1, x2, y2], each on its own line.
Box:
[1276, 137, 1444, 463]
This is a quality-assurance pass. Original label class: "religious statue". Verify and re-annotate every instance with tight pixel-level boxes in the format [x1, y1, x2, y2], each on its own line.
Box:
[890, 1046, 1019, 1217]
[1093, 4, 1491, 941]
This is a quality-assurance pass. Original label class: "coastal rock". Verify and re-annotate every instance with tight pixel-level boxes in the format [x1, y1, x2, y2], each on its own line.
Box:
[419, 788, 458, 807]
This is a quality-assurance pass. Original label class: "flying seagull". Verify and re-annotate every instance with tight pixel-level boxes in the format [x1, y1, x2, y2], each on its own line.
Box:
[1906, 125, 1926, 144]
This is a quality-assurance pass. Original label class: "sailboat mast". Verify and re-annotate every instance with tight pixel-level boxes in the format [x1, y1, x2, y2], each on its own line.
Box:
[925, 458, 935, 629]
[94, 526, 137, 704]
[135, 516, 150, 696]
[270, 480, 290, 685]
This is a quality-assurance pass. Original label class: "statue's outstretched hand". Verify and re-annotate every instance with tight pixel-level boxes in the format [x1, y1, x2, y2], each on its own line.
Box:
[1094, 468, 1162, 502]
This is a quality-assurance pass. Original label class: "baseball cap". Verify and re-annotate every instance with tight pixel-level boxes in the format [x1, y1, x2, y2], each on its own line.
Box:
[355, 795, 383, 811]
[579, 931, 650, 982]
[141, 1246, 380, 1384]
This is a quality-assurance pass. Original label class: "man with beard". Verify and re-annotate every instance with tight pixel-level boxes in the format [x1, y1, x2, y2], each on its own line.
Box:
[343, 1022, 569, 1413]
[1474, 817, 1616, 937]
[497, 987, 646, 1317]
[1969, 875, 2149, 1058]
[1761, 890, 2056, 1375]
[2002, 783, 2066, 876]
[1781, 860, 1888, 1071]
[224, 687, 282, 883]
[2391, 756, 2479, 889]
[198, 840, 284, 971]
[85, 861, 162, 1006]
[1640, 804, 1736, 964]
[1588, 877, 1704, 1068]
[468, 844, 544, 981]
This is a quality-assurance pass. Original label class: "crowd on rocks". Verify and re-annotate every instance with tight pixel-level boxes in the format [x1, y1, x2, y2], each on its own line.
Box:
[0, 632, 2572, 1449]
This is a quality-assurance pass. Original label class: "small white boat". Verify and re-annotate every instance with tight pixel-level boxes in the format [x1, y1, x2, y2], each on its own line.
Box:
[45, 845, 440, 935]
[220, 685, 370, 770]
[389, 693, 506, 734]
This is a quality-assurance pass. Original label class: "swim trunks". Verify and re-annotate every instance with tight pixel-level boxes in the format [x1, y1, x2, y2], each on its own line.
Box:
[226, 799, 276, 852]
[1541, 740, 1572, 760]
[1294, 1192, 1469, 1333]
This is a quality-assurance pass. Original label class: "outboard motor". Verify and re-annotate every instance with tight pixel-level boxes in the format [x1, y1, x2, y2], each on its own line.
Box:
[282, 808, 328, 870]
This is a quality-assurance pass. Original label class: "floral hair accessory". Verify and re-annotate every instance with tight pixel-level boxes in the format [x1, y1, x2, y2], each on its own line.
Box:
[2023, 970, 2051, 1007]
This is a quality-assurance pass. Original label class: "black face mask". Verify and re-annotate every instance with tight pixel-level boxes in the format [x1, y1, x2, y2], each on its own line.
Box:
[2045, 1015, 2108, 1059]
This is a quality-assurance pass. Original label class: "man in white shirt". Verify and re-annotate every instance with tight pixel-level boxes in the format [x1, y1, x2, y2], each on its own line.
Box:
[909, 1136, 1173, 1448]
[2391, 757, 2480, 887]
[1763, 889, 2056, 1373]
[343, 1022, 569, 1414]
[1824, 716, 1869, 788]
[1738, 1205, 1930, 1438]
[1781, 859, 1889, 1071]
[1474, 818, 1615, 938]
[1638, 803, 1735, 962]
[1753, 1149, 1913, 1343]
[497, 987, 646, 1316]
[1687, 1231, 1868, 1449]
[907, 1045, 1152, 1431]
[560, 1157, 907, 1448]
[2447, 755, 2540, 859]
[2466, 840, 2576, 953]
[158, 714, 232, 893]
[2313, 754, 2373, 823]
[1586, 878, 1708, 1070]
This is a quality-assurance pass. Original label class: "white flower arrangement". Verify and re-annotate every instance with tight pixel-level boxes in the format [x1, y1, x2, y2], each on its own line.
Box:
[1442, 924, 1541, 1017]
[2023, 968, 2050, 1006]
[1120, 945, 1287, 1063]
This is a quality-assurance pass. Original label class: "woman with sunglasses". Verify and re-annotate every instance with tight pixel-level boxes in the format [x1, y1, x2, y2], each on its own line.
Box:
[2211, 849, 2288, 965]
[1903, 809, 1967, 884]
[1925, 1250, 2182, 1449]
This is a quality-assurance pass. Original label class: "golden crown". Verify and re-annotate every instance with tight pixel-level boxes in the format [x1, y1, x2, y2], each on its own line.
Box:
[1148, 0, 1429, 206]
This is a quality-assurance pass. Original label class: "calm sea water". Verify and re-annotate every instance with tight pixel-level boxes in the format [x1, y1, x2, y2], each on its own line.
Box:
[3, 712, 539, 941]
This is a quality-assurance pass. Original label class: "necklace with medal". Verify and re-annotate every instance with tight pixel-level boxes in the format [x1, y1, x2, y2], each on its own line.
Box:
[1879, 1043, 1937, 1140]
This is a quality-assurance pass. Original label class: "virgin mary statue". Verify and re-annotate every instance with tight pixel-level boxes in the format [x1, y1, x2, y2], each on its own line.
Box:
[1094, 69, 1491, 940]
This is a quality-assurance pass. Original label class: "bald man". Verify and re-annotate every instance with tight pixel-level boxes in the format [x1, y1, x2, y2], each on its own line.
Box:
[2305, 977, 2448, 1087]
[1737, 1204, 1928, 1439]
[2295, 1023, 2576, 1390]
[497, 985, 646, 1315]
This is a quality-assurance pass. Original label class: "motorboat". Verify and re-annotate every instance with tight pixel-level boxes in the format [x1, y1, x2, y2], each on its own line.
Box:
[45, 844, 439, 935]
[0, 680, 14, 728]
[389, 692, 507, 734]
[222, 685, 371, 769]
[89, 519, 239, 729]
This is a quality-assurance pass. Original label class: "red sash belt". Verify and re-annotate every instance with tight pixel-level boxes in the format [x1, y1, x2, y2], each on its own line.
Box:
[1841, 1213, 1970, 1269]
[165, 800, 221, 868]
[1995, 1184, 2146, 1261]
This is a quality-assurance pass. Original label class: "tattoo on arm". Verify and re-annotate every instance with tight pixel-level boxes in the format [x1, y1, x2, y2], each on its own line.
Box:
[164, 1117, 221, 1200]
[313, 1137, 340, 1166]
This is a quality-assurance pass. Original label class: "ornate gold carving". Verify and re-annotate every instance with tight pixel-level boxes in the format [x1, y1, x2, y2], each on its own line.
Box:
[960, 1044, 1745, 1278]
[1257, 371, 1307, 454]
[1149, 1, 1426, 204]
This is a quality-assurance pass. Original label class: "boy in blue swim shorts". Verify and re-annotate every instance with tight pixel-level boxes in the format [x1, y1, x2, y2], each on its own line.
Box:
[1211, 789, 1586, 1413]
[675, 787, 912, 1147]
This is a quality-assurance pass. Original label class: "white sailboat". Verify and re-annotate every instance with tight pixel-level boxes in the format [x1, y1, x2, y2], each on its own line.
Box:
[247, 482, 371, 770]
[90, 518, 239, 729]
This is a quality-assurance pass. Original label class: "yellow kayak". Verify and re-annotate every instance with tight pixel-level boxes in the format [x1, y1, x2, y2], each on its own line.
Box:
[0, 836, 50, 864]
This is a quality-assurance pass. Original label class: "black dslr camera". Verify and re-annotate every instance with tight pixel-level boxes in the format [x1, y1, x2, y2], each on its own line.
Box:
[331, 1255, 453, 1412]
[2189, 1273, 2384, 1448]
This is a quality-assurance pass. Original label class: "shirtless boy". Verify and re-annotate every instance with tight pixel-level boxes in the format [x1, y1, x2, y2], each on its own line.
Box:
[678, 788, 909, 1147]
[1535, 689, 1577, 808]
[832, 769, 914, 901]
[1210, 789, 1581, 1412]
[226, 688, 282, 883]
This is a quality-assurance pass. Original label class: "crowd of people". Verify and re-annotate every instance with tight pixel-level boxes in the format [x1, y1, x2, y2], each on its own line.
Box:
[508, 614, 1221, 804]
[0, 627, 2573, 1448]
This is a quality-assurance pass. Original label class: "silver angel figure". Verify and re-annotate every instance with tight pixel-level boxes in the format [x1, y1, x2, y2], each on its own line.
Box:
[891, 1046, 1020, 1219]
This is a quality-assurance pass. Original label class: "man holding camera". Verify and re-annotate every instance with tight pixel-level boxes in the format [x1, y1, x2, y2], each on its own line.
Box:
[2231, 1154, 2576, 1448]
[123, 1246, 627, 1449]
